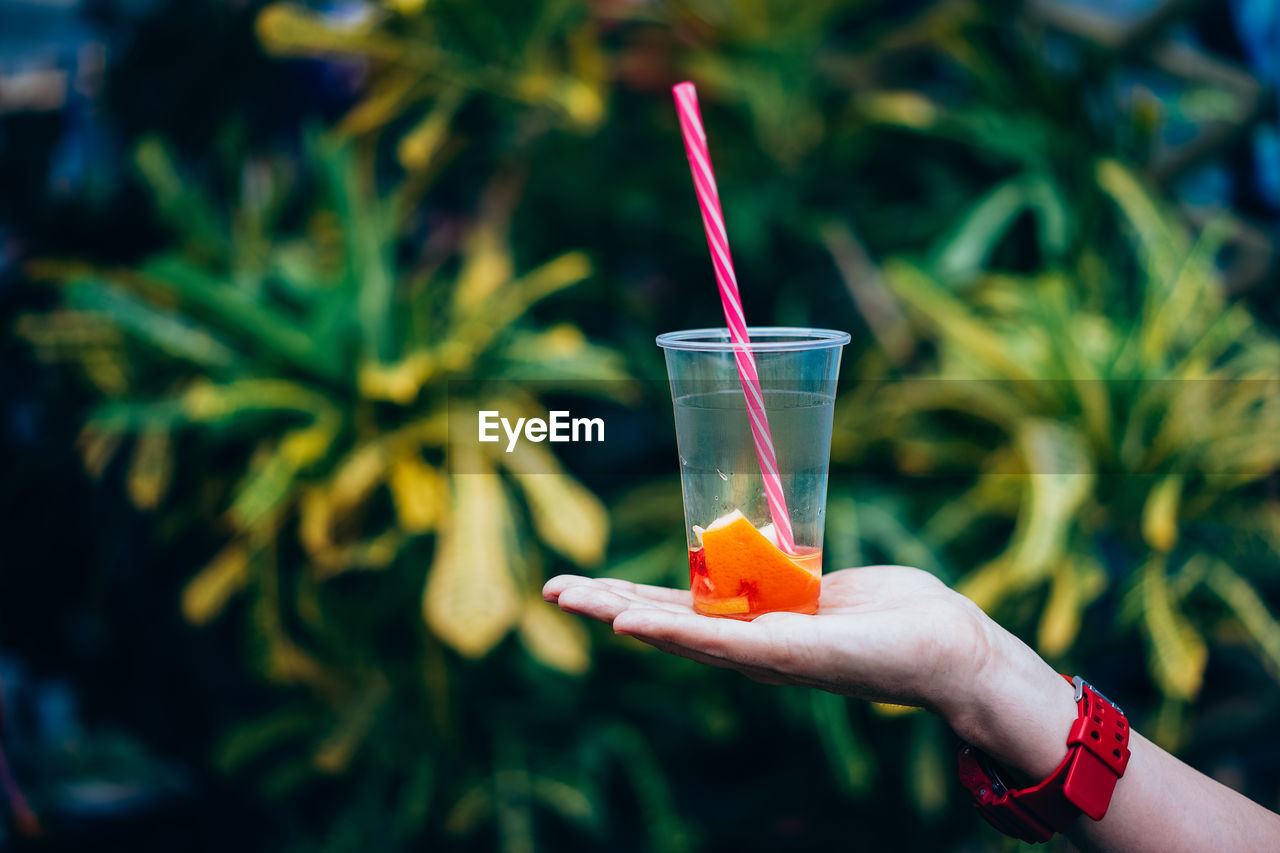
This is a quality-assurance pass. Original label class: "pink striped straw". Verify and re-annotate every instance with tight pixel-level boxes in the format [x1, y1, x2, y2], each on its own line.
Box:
[671, 81, 797, 554]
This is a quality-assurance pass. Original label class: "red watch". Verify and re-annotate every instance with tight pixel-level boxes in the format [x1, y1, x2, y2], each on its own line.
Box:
[957, 675, 1131, 843]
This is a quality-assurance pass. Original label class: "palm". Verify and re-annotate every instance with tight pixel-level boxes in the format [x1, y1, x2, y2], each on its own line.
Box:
[543, 566, 987, 709]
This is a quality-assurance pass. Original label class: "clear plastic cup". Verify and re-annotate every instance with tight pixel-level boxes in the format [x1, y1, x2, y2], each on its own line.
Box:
[656, 327, 850, 619]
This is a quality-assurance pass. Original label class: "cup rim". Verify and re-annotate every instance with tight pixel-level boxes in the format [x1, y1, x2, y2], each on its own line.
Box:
[656, 326, 851, 352]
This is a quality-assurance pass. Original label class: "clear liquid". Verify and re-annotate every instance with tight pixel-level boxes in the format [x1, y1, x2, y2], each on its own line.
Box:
[672, 389, 835, 553]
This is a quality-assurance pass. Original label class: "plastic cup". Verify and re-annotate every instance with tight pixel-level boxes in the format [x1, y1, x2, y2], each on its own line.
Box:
[657, 327, 850, 619]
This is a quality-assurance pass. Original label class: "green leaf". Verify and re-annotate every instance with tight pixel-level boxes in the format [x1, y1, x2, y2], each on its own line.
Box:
[856, 500, 948, 581]
[931, 176, 1034, 284]
[134, 137, 225, 252]
[66, 280, 240, 370]
[1096, 159, 1189, 323]
[1205, 561, 1280, 679]
[313, 677, 390, 774]
[229, 423, 337, 530]
[882, 260, 1040, 384]
[997, 420, 1094, 588]
[497, 325, 632, 384]
[906, 714, 947, 817]
[530, 775, 601, 833]
[823, 494, 864, 570]
[599, 725, 694, 853]
[215, 707, 319, 774]
[809, 690, 874, 795]
[318, 140, 398, 364]
[392, 762, 436, 842]
[141, 255, 342, 380]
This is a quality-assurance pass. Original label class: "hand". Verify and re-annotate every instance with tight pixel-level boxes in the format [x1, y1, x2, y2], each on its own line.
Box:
[545, 566, 992, 712]
[543, 566, 1077, 780]
[548, 567, 1280, 853]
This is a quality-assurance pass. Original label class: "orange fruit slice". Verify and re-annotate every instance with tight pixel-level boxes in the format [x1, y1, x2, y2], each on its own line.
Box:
[700, 513, 820, 614]
[697, 595, 751, 615]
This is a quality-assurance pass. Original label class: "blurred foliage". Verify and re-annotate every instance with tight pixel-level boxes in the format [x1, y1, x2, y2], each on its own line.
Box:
[8, 0, 1280, 850]
[833, 158, 1280, 746]
[256, 0, 608, 172]
[16, 132, 644, 847]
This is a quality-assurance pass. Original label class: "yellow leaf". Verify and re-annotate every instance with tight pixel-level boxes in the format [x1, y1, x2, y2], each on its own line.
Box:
[518, 599, 591, 675]
[563, 24, 606, 130]
[502, 442, 609, 567]
[183, 543, 251, 626]
[1038, 557, 1107, 657]
[1150, 697, 1188, 753]
[883, 260, 1038, 383]
[77, 425, 123, 479]
[329, 442, 387, 514]
[281, 424, 334, 466]
[1005, 421, 1094, 583]
[358, 351, 433, 404]
[388, 451, 444, 533]
[397, 89, 463, 170]
[229, 423, 335, 531]
[510, 251, 592, 306]
[871, 702, 921, 717]
[127, 429, 174, 510]
[422, 452, 521, 657]
[453, 222, 513, 314]
[1205, 561, 1280, 678]
[551, 78, 604, 130]
[265, 636, 340, 693]
[299, 487, 333, 557]
[1095, 159, 1188, 287]
[956, 560, 1012, 613]
[256, 3, 391, 58]
[337, 73, 418, 136]
[1141, 558, 1207, 700]
[856, 92, 939, 128]
[181, 379, 332, 423]
[81, 348, 129, 395]
[1142, 475, 1182, 552]
[312, 529, 403, 580]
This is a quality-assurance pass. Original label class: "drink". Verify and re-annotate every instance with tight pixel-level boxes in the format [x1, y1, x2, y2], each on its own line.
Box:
[689, 509, 823, 618]
[658, 328, 849, 620]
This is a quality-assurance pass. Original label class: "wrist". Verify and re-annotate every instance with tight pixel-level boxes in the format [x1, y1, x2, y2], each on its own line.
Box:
[941, 611, 1078, 782]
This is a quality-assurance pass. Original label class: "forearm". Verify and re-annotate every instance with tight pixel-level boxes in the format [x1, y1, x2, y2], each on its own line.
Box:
[943, 612, 1280, 852]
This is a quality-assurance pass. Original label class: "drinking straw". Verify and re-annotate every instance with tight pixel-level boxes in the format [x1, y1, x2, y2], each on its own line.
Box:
[671, 81, 797, 554]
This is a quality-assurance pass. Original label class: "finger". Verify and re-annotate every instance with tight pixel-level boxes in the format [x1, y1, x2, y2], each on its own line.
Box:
[578, 579, 691, 614]
[543, 574, 589, 602]
[548, 577, 690, 615]
[592, 578, 694, 606]
[612, 608, 785, 671]
[554, 585, 665, 625]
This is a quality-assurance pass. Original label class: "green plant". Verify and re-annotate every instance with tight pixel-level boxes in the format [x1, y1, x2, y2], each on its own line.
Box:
[255, 0, 608, 173]
[830, 151, 1280, 752]
[16, 133, 667, 848]
[13, 0, 1280, 849]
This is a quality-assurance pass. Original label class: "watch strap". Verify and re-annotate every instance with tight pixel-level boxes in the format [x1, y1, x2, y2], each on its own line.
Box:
[958, 675, 1131, 843]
